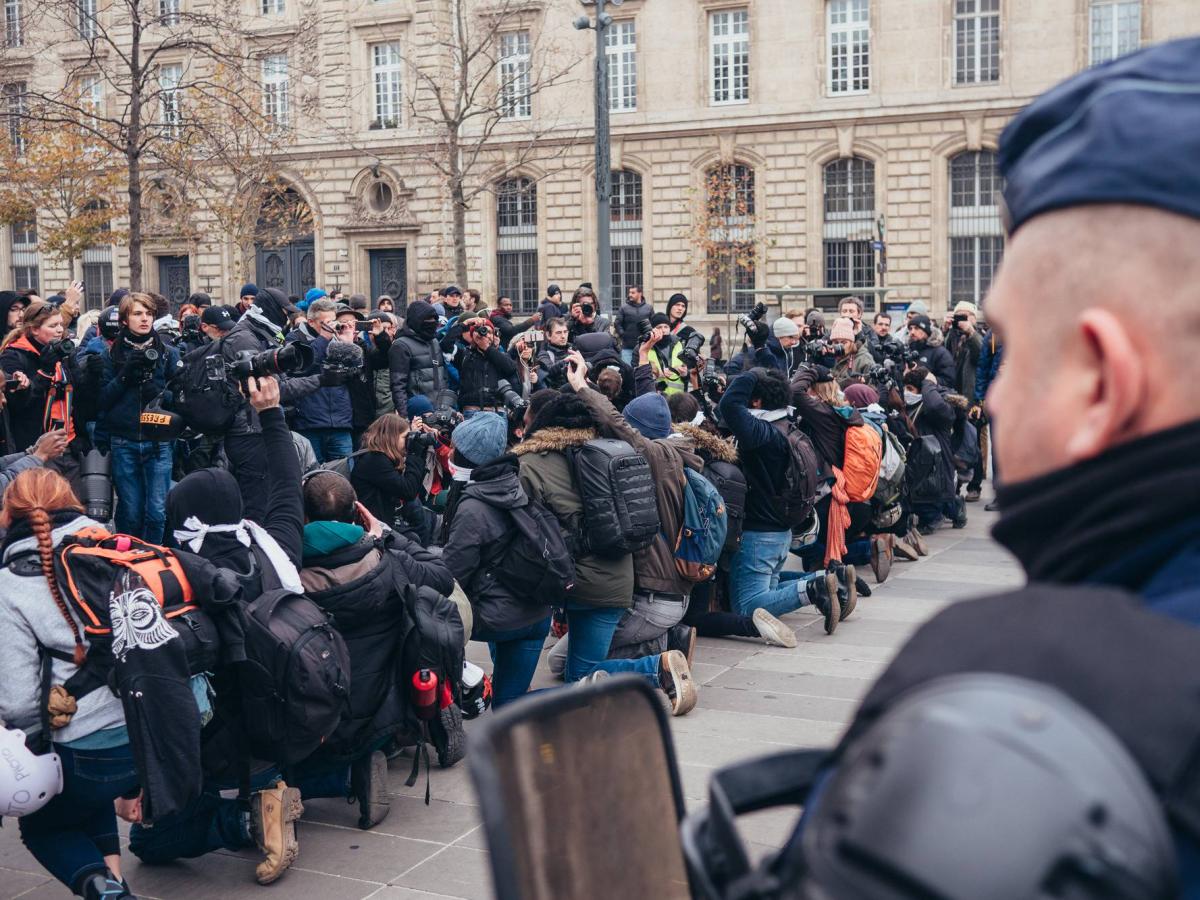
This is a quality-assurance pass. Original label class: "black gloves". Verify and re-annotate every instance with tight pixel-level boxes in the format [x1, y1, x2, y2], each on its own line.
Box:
[748, 322, 770, 349]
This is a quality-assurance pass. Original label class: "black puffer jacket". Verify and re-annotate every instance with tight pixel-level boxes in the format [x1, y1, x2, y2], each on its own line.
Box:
[299, 529, 452, 759]
[451, 343, 518, 409]
[221, 305, 321, 437]
[614, 299, 652, 350]
[388, 323, 453, 417]
[442, 455, 553, 634]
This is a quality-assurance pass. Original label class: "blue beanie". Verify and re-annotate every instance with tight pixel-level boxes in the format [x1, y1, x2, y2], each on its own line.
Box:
[623, 393, 671, 440]
[406, 395, 434, 417]
[107, 288, 129, 307]
[238, 283, 258, 299]
[299, 287, 327, 311]
[451, 412, 508, 467]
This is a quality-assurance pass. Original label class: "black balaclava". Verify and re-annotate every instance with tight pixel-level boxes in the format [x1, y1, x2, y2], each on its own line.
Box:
[255, 287, 292, 331]
[405, 299, 439, 341]
[165, 468, 247, 569]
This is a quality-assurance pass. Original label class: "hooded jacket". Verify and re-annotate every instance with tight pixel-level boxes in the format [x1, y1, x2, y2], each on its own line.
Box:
[614, 298, 653, 350]
[908, 339, 956, 388]
[442, 455, 555, 633]
[719, 373, 795, 533]
[513, 418, 634, 609]
[300, 525, 453, 759]
[0, 291, 25, 343]
[286, 333, 353, 433]
[574, 385, 703, 596]
[388, 300, 453, 417]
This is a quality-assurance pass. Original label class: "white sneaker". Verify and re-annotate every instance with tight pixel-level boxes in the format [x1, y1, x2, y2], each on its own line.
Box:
[752, 609, 797, 648]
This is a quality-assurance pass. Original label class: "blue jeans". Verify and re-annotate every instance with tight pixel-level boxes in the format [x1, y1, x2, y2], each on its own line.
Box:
[301, 428, 353, 464]
[20, 742, 139, 892]
[474, 617, 551, 708]
[620, 348, 635, 365]
[563, 605, 661, 687]
[111, 437, 174, 543]
[730, 530, 817, 619]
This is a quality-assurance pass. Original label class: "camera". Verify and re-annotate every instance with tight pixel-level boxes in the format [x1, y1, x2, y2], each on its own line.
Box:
[580, 303, 595, 317]
[638, 318, 654, 342]
[492, 379, 527, 414]
[953, 313, 969, 324]
[421, 407, 463, 437]
[737, 302, 768, 332]
[471, 323, 493, 339]
[42, 338, 76, 367]
[805, 338, 835, 363]
[81, 448, 113, 522]
[407, 430, 438, 454]
[678, 332, 706, 371]
[129, 346, 160, 381]
[228, 342, 314, 382]
[180, 314, 201, 337]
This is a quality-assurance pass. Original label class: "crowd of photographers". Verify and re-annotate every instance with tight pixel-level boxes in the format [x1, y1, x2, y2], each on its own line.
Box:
[0, 272, 996, 899]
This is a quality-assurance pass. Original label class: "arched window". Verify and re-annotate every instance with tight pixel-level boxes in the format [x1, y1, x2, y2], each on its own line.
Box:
[496, 177, 538, 313]
[949, 150, 1004, 307]
[609, 169, 643, 311]
[705, 163, 755, 313]
[255, 185, 316, 298]
[823, 157, 876, 304]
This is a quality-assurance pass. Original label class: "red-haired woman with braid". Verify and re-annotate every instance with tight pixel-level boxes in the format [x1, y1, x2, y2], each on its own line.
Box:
[0, 468, 140, 900]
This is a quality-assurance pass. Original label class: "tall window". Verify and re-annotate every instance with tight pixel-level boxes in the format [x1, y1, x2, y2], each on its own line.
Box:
[3, 82, 25, 154]
[823, 157, 876, 300]
[76, 0, 97, 40]
[261, 54, 289, 128]
[159, 64, 182, 137]
[499, 31, 531, 120]
[83, 201, 113, 311]
[80, 74, 103, 127]
[949, 150, 1004, 307]
[705, 164, 755, 313]
[4, 0, 21, 48]
[610, 170, 643, 311]
[709, 9, 749, 105]
[605, 20, 637, 112]
[496, 178, 538, 313]
[261, 0, 284, 14]
[371, 42, 403, 129]
[159, 0, 180, 25]
[828, 0, 869, 94]
[954, 0, 1000, 85]
[1090, 1, 1140, 65]
[10, 219, 37, 293]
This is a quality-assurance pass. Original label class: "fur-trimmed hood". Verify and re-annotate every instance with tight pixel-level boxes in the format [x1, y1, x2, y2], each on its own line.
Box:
[673, 422, 737, 463]
[512, 426, 598, 456]
[944, 391, 971, 411]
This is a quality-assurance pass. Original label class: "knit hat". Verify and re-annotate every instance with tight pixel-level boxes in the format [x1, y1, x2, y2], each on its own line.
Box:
[667, 293, 688, 316]
[108, 288, 129, 308]
[301, 287, 327, 311]
[806, 310, 825, 329]
[238, 283, 258, 299]
[907, 299, 929, 316]
[649, 312, 670, 328]
[953, 300, 979, 316]
[349, 293, 368, 311]
[772, 316, 800, 338]
[452, 412, 508, 467]
[407, 395, 434, 417]
[623, 393, 672, 440]
[829, 317, 856, 342]
[844, 383, 879, 409]
[546, 283, 562, 297]
[909, 314, 932, 335]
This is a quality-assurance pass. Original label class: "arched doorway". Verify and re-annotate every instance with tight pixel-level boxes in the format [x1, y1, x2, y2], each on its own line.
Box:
[254, 185, 316, 299]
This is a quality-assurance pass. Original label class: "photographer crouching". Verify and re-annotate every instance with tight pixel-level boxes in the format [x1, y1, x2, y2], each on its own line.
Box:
[96, 292, 184, 542]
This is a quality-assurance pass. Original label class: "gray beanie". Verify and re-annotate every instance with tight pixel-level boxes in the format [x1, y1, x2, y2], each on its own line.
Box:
[907, 299, 930, 316]
[451, 412, 508, 467]
[772, 316, 800, 338]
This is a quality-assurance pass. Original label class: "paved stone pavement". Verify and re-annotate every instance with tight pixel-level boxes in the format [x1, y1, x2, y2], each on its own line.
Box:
[0, 504, 1021, 899]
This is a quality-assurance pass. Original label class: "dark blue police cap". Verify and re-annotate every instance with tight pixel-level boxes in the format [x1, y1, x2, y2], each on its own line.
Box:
[1000, 37, 1200, 235]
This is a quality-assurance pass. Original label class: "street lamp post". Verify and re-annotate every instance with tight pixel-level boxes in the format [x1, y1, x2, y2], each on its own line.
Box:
[575, 0, 622, 311]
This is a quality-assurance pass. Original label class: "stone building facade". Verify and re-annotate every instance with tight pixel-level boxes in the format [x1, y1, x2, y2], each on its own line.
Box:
[3, 0, 1198, 328]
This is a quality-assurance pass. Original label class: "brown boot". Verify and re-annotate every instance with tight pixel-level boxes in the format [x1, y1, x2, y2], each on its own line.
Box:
[658, 650, 698, 716]
[250, 780, 303, 885]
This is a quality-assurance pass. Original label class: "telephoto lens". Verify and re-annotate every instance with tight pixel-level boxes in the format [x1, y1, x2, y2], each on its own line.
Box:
[80, 448, 114, 523]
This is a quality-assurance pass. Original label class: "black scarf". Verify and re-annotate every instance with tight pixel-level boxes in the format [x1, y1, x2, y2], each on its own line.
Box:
[991, 418, 1200, 585]
[111, 327, 161, 366]
[1, 507, 86, 556]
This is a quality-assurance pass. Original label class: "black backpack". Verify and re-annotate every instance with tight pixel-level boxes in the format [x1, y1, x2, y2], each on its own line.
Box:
[170, 337, 243, 435]
[771, 420, 822, 528]
[491, 500, 576, 599]
[703, 459, 747, 555]
[238, 587, 352, 766]
[571, 438, 660, 557]
[907, 434, 956, 505]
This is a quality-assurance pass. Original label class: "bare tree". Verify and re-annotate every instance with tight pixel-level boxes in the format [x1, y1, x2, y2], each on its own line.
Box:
[402, 0, 584, 286]
[3, 0, 323, 289]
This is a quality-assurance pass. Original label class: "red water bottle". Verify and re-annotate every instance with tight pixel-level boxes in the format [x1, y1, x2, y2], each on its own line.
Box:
[412, 669, 438, 720]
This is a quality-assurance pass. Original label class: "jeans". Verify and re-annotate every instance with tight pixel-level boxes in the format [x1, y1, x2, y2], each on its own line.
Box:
[20, 742, 139, 892]
[473, 617, 551, 708]
[729, 530, 817, 618]
[301, 428, 353, 465]
[223, 432, 269, 523]
[620, 348, 635, 366]
[110, 437, 174, 543]
[608, 592, 688, 660]
[562, 604, 661, 686]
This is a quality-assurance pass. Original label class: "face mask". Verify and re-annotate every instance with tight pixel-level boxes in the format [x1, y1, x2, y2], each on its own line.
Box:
[904, 390, 922, 407]
[415, 318, 439, 339]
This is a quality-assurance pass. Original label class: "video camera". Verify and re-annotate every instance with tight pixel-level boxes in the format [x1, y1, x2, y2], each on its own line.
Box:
[737, 302, 768, 332]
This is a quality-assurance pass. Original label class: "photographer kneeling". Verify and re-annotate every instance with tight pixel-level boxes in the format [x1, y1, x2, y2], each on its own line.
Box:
[97, 293, 183, 542]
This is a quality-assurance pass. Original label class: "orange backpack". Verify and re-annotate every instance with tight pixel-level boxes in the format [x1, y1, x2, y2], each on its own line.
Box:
[842, 424, 882, 503]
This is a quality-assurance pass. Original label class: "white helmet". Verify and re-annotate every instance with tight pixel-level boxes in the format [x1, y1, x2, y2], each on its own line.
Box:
[0, 727, 63, 817]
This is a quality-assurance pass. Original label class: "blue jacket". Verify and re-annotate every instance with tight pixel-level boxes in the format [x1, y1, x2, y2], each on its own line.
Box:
[718, 372, 792, 533]
[290, 336, 352, 432]
[974, 335, 1003, 403]
[724, 336, 800, 378]
[97, 339, 182, 441]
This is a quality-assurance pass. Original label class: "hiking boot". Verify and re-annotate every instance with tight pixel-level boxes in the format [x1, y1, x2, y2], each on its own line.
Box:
[830, 563, 858, 621]
[854, 576, 872, 599]
[893, 540, 918, 562]
[985, 500, 1000, 512]
[752, 608, 797, 648]
[667, 624, 698, 668]
[907, 523, 930, 555]
[349, 750, 390, 830]
[78, 871, 135, 899]
[250, 780, 303, 885]
[658, 650, 698, 716]
[965, 488, 982, 502]
[870, 536, 892, 583]
[805, 573, 840, 635]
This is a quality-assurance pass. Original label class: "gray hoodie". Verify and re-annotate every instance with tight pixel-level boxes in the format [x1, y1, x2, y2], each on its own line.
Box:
[0, 515, 125, 743]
